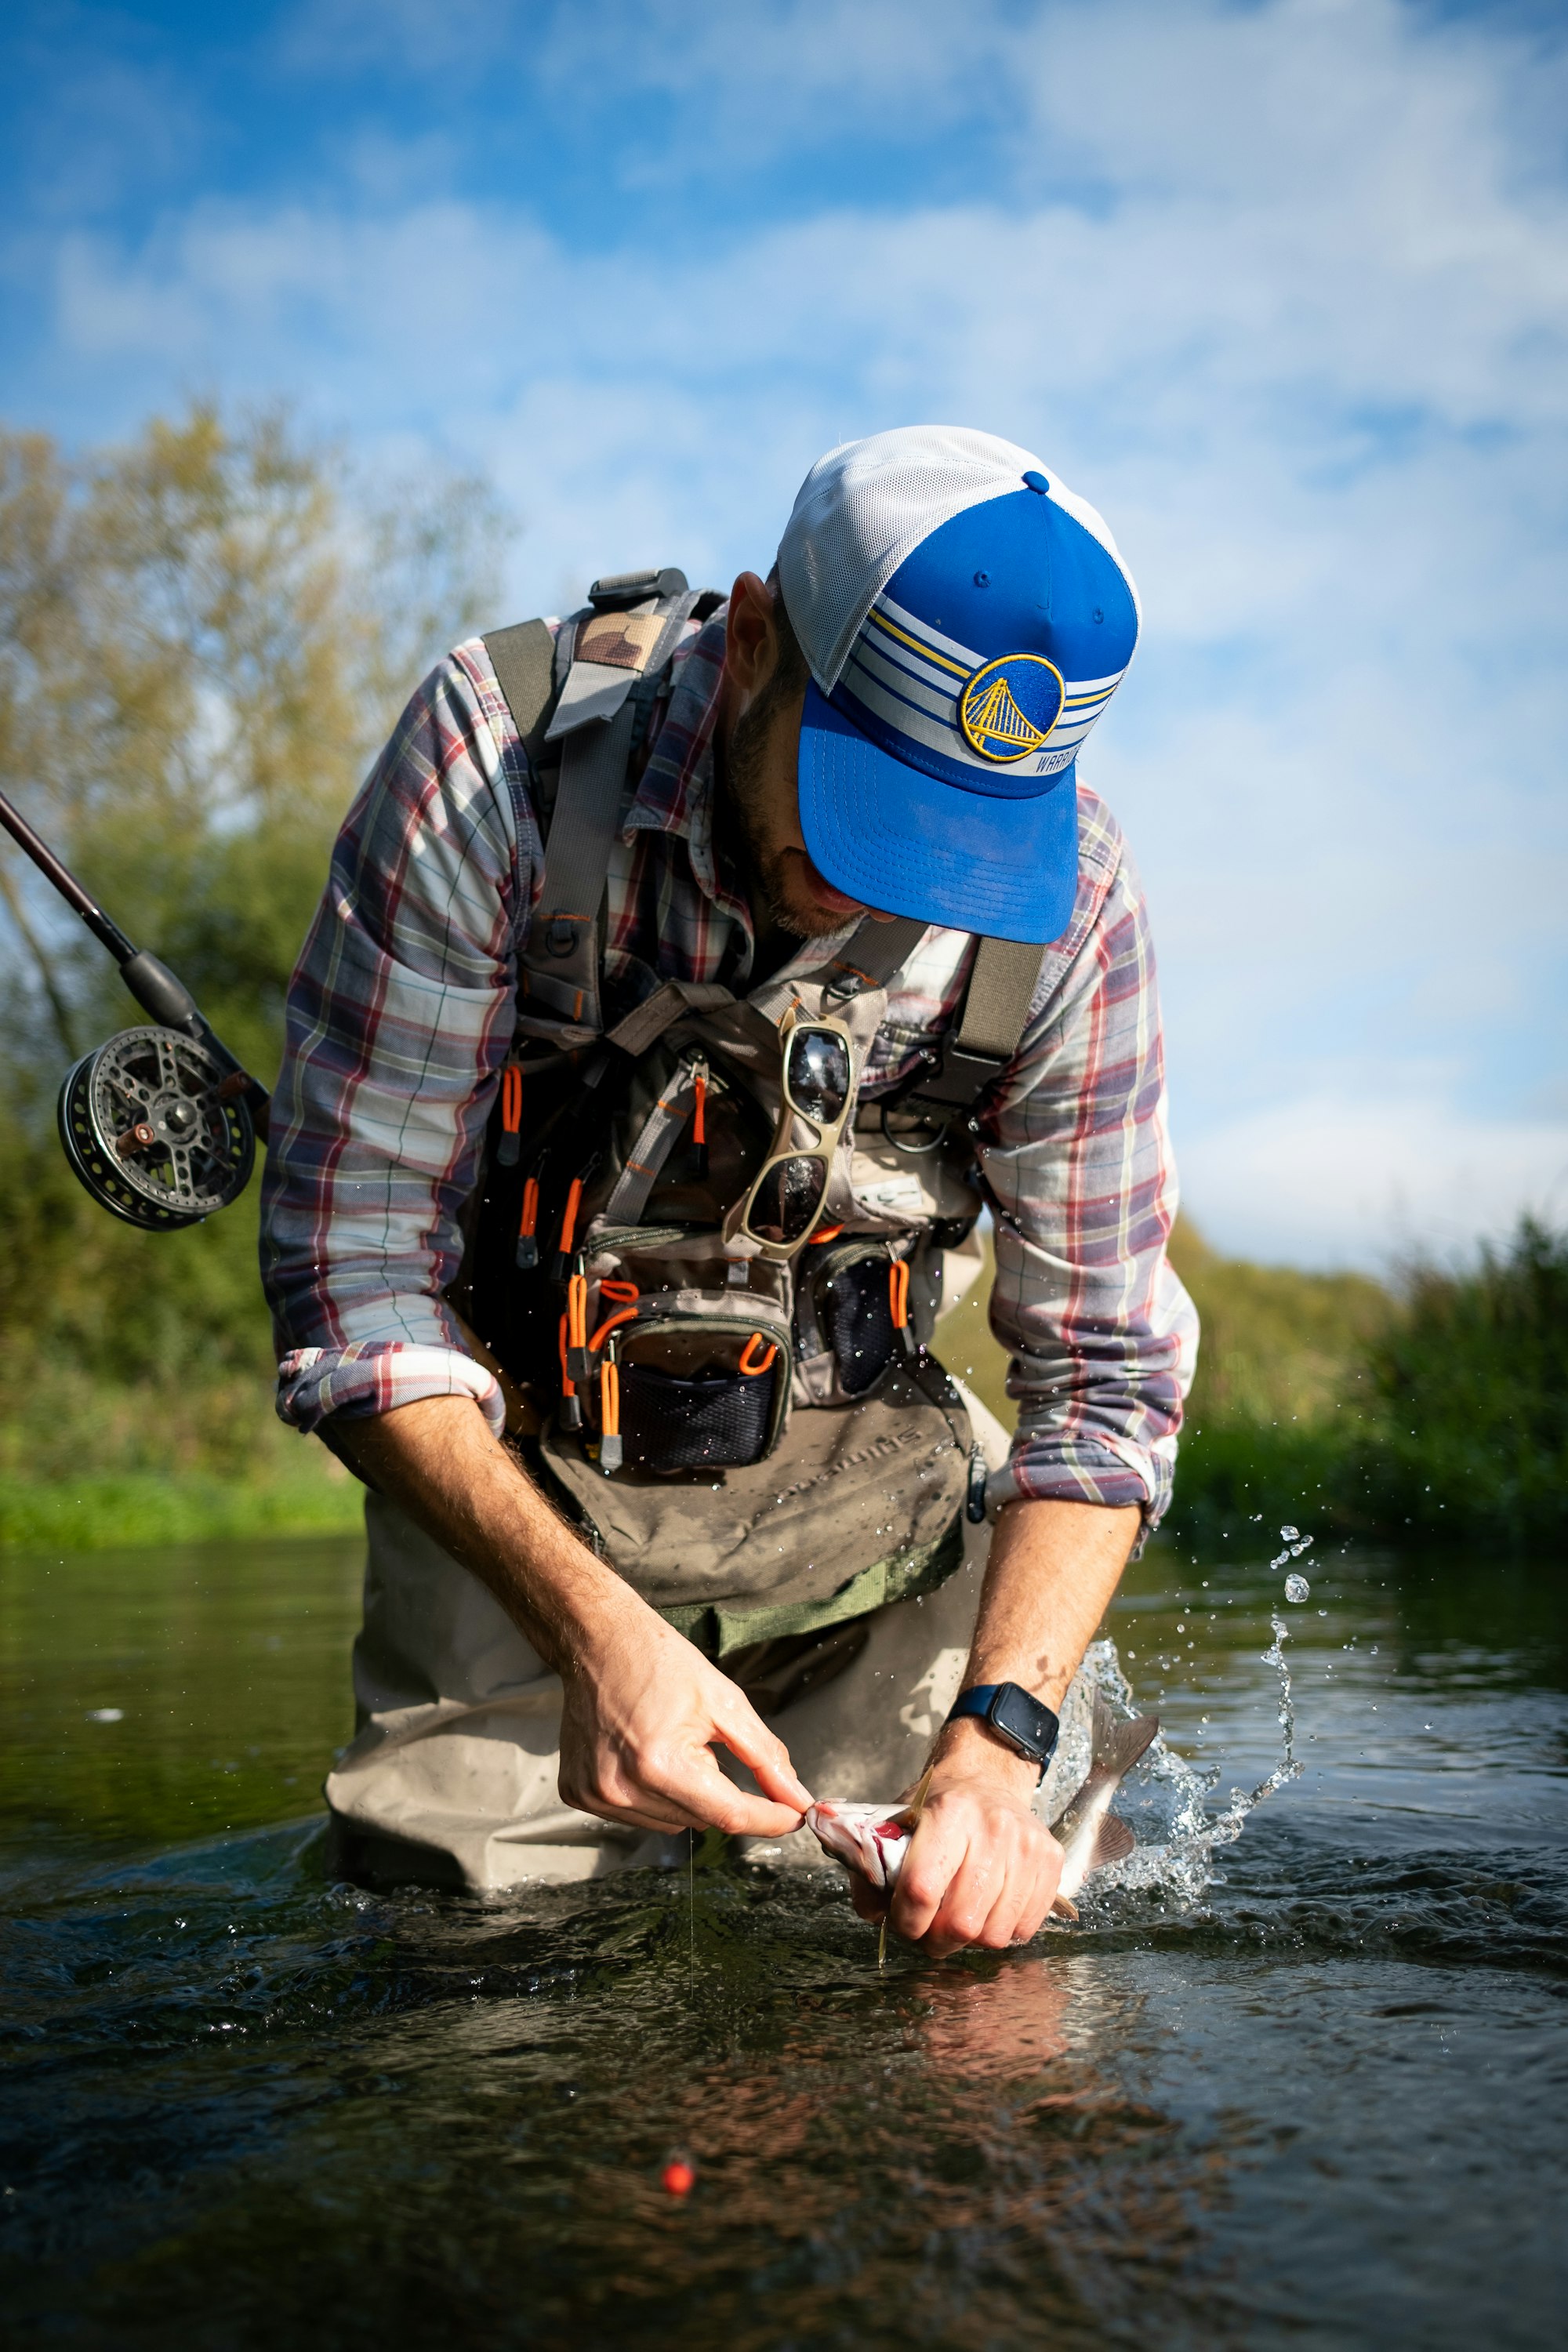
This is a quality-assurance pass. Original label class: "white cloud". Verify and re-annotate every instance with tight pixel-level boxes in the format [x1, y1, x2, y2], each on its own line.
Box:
[1175, 1092, 1568, 1269]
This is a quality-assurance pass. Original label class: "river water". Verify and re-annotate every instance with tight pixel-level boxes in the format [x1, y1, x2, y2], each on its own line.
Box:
[1, 1527, 1563, 2348]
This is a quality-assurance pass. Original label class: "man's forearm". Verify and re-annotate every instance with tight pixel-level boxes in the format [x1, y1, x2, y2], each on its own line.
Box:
[931, 1496, 1141, 1785]
[329, 1393, 626, 1673]
[332, 1393, 815, 1838]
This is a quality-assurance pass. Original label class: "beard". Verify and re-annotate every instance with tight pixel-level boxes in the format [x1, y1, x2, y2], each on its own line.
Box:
[720, 691, 858, 939]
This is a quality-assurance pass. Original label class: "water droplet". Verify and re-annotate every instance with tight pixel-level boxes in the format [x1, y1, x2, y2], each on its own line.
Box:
[1280, 1525, 1300, 1542]
[85, 1708, 123, 1723]
[1284, 1573, 1310, 1603]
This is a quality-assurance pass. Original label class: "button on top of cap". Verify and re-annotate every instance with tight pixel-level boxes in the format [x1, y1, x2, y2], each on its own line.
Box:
[1022, 470, 1050, 494]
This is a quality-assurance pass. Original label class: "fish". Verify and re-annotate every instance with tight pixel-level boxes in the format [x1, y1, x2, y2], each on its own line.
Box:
[1047, 1694, 1160, 1919]
[805, 1693, 1160, 1923]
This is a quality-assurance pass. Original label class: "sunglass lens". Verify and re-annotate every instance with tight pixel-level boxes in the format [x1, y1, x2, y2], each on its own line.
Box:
[786, 1029, 850, 1124]
[749, 1155, 828, 1246]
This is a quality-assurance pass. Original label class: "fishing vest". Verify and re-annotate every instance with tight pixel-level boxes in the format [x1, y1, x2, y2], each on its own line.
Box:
[448, 570, 1047, 1660]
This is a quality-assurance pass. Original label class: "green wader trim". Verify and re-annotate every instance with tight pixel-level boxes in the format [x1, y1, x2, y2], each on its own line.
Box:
[662, 1509, 964, 1661]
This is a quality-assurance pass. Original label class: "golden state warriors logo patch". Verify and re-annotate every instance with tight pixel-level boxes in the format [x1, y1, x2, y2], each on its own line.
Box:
[958, 652, 1065, 763]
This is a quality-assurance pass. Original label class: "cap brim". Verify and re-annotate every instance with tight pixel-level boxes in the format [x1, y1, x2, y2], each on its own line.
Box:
[797, 682, 1079, 946]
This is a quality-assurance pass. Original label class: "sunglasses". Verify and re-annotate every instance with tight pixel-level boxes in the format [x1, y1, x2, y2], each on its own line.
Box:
[725, 1012, 855, 1260]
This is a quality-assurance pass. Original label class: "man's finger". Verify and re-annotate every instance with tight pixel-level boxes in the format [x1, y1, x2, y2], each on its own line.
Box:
[890, 1813, 967, 1945]
[562, 1780, 698, 1834]
[977, 1875, 1028, 1952]
[641, 1740, 807, 1838]
[710, 1693, 814, 1812]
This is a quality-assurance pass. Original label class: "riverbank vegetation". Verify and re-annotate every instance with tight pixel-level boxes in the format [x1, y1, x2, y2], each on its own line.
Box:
[942, 1214, 1568, 1549]
[2, 405, 1560, 1554]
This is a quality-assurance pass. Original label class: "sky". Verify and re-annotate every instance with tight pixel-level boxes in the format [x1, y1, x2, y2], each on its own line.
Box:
[2, 0, 1565, 1269]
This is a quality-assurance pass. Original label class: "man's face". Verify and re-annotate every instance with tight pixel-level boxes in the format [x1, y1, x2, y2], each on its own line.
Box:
[721, 685, 870, 938]
[717, 572, 880, 939]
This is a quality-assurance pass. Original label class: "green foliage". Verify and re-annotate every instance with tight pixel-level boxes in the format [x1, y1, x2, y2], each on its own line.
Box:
[1347, 1215, 1568, 1544]
[1161, 1216, 1391, 1541]
[939, 1214, 1568, 1550]
[1167, 1216, 1389, 1429]
[0, 405, 509, 1539]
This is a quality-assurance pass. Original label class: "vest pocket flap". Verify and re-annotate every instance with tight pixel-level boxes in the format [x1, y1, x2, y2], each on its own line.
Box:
[539, 1370, 970, 1615]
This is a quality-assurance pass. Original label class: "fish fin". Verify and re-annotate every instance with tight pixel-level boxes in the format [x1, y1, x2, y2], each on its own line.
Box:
[1089, 1813, 1135, 1871]
[1090, 1693, 1160, 1779]
[902, 1762, 936, 1823]
[1051, 1894, 1080, 1922]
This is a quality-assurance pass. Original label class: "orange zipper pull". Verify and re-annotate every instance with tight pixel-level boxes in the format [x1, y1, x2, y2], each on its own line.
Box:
[889, 1257, 916, 1357]
[739, 1332, 778, 1377]
[515, 1174, 540, 1270]
[497, 1062, 523, 1166]
[565, 1270, 591, 1383]
[558, 1312, 582, 1430]
[691, 1058, 709, 1179]
[598, 1356, 622, 1474]
[552, 1177, 583, 1282]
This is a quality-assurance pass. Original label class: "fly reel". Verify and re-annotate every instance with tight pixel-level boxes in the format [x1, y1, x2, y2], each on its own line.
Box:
[57, 1025, 256, 1232]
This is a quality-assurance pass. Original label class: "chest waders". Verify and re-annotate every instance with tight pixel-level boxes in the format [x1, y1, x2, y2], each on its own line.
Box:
[451, 572, 1047, 1664]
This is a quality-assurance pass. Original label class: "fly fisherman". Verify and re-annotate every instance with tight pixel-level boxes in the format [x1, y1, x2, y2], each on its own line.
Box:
[261, 426, 1196, 1953]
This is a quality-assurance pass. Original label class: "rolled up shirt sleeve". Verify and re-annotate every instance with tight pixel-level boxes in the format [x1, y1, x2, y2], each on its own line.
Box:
[978, 797, 1199, 1536]
[260, 642, 537, 1435]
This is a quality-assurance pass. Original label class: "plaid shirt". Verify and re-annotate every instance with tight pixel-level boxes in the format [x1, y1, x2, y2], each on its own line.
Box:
[260, 611, 1197, 1524]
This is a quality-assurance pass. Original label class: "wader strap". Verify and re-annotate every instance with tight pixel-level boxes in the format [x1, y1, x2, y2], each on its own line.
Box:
[900, 935, 1048, 1117]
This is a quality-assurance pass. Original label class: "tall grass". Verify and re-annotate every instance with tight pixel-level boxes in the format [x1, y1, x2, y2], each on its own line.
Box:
[1347, 1215, 1568, 1544]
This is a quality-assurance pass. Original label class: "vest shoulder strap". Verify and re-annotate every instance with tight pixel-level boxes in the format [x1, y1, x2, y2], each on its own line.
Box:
[481, 617, 558, 763]
[896, 934, 1047, 1119]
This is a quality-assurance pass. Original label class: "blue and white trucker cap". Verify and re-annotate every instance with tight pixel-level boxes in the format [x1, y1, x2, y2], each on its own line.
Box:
[777, 426, 1140, 944]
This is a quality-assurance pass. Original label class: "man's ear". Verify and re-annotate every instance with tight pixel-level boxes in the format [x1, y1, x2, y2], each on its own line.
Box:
[725, 570, 778, 697]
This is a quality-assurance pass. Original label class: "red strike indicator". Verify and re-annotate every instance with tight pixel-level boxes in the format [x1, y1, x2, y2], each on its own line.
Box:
[662, 2160, 695, 2197]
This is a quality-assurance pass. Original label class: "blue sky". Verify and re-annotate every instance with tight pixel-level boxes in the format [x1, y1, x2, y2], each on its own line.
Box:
[3, 0, 1566, 1267]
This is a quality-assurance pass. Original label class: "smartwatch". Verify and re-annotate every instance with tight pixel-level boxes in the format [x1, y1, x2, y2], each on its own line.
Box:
[945, 1682, 1060, 1781]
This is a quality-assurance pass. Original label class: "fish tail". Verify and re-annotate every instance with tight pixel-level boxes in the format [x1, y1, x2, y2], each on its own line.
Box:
[904, 1762, 936, 1821]
[1091, 1691, 1160, 1779]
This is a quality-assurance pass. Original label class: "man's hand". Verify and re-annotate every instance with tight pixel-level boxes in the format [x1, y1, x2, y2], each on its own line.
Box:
[844, 1494, 1142, 1956]
[847, 1719, 1063, 1954]
[559, 1586, 812, 1836]
[332, 1394, 811, 1839]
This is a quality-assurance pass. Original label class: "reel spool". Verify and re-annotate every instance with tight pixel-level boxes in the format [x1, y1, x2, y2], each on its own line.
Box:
[56, 1025, 256, 1232]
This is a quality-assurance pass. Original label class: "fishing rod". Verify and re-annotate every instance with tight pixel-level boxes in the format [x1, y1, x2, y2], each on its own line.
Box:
[0, 788, 268, 1232]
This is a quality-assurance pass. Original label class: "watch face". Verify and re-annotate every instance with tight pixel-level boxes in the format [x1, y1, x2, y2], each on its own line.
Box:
[989, 1682, 1058, 1764]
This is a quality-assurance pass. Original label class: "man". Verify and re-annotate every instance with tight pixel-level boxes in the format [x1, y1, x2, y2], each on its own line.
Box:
[261, 426, 1196, 1954]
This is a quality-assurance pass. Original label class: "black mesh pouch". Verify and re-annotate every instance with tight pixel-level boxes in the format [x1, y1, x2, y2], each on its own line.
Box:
[819, 1253, 898, 1396]
[620, 1359, 779, 1472]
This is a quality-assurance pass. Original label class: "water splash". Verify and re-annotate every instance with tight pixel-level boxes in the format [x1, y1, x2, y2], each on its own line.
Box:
[1060, 1538, 1309, 1918]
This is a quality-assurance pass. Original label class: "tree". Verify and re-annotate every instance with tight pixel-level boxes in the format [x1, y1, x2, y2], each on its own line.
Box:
[0, 405, 510, 1486]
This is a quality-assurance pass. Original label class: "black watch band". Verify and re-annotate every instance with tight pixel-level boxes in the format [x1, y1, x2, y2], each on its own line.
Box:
[945, 1682, 1060, 1782]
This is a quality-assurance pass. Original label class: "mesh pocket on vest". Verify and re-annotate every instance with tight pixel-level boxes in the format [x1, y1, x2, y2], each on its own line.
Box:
[820, 1254, 898, 1396]
[620, 1359, 779, 1472]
